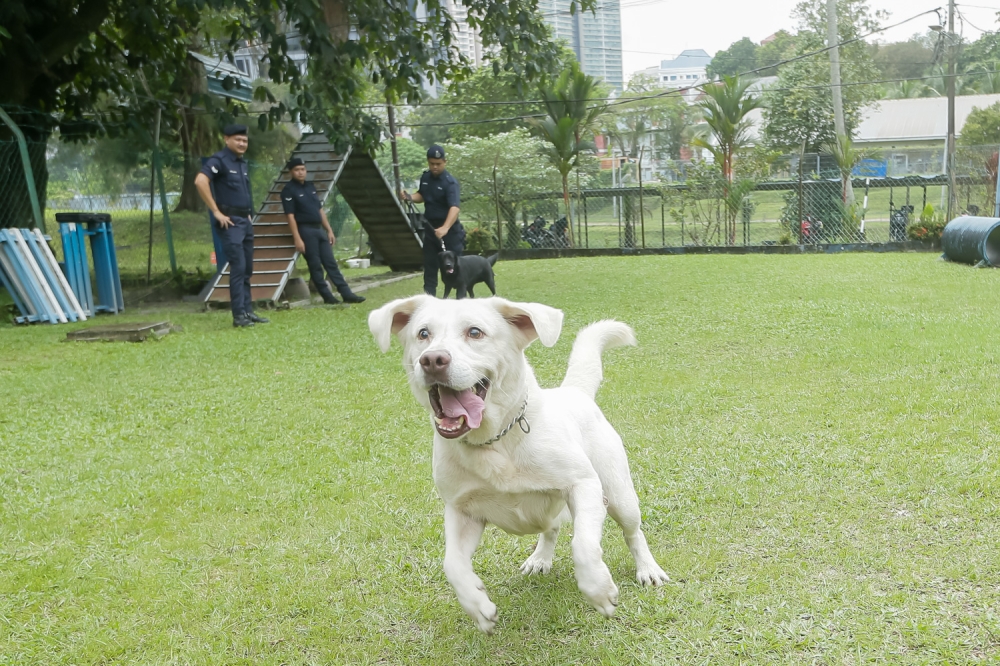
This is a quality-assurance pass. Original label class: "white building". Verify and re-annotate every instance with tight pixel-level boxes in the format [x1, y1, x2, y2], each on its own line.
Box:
[635, 49, 712, 101]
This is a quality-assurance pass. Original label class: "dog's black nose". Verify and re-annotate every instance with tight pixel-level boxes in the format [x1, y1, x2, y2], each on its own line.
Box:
[420, 351, 451, 376]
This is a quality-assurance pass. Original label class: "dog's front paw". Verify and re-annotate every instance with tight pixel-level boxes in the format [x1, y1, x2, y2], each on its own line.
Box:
[470, 597, 498, 634]
[579, 569, 619, 618]
[457, 583, 499, 634]
[636, 562, 670, 587]
[519, 552, 552, 576]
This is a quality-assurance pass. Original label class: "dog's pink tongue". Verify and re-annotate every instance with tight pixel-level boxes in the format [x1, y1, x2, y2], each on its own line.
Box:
[438, 387, 486, 429]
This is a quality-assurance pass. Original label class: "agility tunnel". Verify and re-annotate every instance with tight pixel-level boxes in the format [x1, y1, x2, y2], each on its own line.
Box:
[941, 216, 1000, 267]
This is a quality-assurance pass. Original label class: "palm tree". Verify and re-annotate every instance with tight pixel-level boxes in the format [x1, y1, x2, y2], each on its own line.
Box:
[533, 62, 607, 245]
[824, 134, 876, 205]
[692, 75, 763, 245]
[883, 79, 938, 99]
[969, 62, 1000, 94]
[925, 66, 979, 97]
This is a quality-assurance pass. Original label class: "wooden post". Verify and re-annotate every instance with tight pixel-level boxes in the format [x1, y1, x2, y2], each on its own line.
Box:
[386, 96, 402, 196]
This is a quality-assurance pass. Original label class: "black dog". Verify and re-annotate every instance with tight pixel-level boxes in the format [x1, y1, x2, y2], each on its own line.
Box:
[438, 251, 498, 299]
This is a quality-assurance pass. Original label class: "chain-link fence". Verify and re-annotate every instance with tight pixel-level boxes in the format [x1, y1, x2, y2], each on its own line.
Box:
[5, 123, 999, 295]
[2, 127, 369, 288]
[456, 148, 999, 251]
[0, 138, 47, 231]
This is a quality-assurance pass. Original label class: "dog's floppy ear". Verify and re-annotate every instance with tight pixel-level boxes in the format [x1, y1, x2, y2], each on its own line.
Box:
[368, 295, 430, 352]
[492, 298, 564, 348]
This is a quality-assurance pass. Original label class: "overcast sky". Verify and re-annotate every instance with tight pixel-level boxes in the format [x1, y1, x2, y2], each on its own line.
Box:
[619, 0, 1000, 78]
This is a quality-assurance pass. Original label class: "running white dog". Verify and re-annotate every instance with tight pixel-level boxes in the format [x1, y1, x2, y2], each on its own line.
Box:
[368, 295, 668, 633]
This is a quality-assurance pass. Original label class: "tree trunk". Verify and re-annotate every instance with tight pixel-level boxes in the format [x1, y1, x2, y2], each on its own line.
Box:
[0, 111, 51, 229]
[562, 172, 574, 248]
[322, 0, 351, 42]
[174, 56, 217, 213]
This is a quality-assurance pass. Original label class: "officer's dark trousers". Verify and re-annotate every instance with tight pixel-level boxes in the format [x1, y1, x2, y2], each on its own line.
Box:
[221, 215, 254, 317]
[423, 222, 465, 296]
[299, 225, 351, 298]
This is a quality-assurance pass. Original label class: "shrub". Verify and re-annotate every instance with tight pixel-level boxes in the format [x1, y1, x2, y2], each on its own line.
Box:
[465, 225, 498, 254]
[907, 204, 946, 243]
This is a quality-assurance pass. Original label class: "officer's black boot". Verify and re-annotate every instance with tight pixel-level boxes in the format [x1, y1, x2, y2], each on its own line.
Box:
[233, 314, 255, 328]
[341, 291, 366, 304]
[319, 288, 341, 304]
[245, 311, 270, 324]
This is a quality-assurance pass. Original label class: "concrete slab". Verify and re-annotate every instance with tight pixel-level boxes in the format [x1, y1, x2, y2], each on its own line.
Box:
[66, 321, 175, 342]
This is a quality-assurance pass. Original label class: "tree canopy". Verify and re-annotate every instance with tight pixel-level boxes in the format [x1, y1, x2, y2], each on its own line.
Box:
[958, 102, 1000, 147]
[600, 74, 691, 163]
[0, 0, 590, 142]
[0, 0, 593, 226]
[707, 38, 759, 80]
[761, 0, 883, 152]
[406, 43, 579, 147]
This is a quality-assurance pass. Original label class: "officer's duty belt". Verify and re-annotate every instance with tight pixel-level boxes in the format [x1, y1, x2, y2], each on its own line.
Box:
[219, 205, 252, 217]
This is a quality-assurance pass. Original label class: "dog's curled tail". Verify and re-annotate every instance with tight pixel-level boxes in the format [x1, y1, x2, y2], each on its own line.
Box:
[488, 253, 499, 266]
[561, 320, 637, 400]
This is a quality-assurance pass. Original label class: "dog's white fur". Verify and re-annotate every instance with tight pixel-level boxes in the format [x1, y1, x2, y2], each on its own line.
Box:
[368, 295, 667, 633]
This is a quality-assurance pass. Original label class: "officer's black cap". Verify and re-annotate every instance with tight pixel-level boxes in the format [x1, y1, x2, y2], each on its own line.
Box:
[223, 123, 248, 137]
[286, 157, 305, 170]
[427, 144, 446, 159]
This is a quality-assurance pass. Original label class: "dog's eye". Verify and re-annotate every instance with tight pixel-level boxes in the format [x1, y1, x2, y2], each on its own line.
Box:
[467, 327, 484, 339]
[418, 328, 431, 340]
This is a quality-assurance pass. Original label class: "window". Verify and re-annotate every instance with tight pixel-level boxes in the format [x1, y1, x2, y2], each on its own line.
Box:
[670, 75, 677, 81]
[236, 59, 248, 74]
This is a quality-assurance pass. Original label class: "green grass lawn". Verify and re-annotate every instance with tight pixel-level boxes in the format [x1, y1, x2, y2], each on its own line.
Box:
[3, 254, 1000, 664]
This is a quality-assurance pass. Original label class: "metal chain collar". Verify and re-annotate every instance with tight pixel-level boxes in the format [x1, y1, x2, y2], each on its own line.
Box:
[467, 398, 530, 447]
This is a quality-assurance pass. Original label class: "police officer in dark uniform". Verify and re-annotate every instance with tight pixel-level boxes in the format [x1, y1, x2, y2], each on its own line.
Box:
[194, 124, 269, 328]
[281, 157, 365, 305]
[400, 144, 465, 296]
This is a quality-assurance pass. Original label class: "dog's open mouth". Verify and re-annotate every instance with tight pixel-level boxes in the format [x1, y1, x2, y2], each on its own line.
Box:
[445, 268, 455, 274]
[428, 379, 489, 439]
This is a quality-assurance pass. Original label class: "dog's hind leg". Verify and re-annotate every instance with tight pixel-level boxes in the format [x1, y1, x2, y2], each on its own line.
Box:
[604, 477, 669, 587]
[520, 524, 561, 575]
[485, 275, 496, 295]
[443, 504, 498, 633]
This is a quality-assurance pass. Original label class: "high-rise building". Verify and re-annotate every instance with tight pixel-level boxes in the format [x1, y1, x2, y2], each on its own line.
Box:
[538, 0, 624, 91]
[445, 0, 483, 67]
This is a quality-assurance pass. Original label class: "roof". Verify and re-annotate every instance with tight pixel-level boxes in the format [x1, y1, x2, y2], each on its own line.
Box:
[659, 49, 712, 71]
[189, 51, 249, 79]
[188, 51, 254, 102]
[854, 94, 1000, 143]
[743, 93, 1000, 144]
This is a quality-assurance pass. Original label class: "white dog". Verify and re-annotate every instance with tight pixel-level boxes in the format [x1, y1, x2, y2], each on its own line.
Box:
[368, 295, 668, 633]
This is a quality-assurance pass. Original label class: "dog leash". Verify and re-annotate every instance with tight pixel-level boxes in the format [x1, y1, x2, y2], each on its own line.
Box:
[469, 399, 530, 447]
[403, 194, 448, 252]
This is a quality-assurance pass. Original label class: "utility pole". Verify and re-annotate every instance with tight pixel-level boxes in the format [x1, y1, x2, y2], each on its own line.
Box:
[946, 0, 957, 221]
[827, 0, 854, 204]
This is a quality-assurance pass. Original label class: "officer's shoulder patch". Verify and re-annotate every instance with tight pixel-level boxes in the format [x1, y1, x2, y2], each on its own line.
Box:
[284, 197, 292, 201]
[210, 165, 218, 174]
